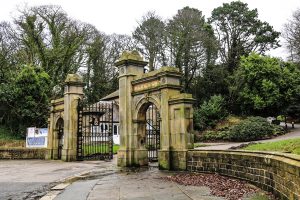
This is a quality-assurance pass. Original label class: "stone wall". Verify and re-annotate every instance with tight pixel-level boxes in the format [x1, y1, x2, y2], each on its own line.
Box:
[187, 150, 300, 200]
[0, 148, 46, 159]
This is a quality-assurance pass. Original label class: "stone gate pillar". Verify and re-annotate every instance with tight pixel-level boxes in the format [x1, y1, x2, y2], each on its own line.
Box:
[168, 94, 195, 170]
[116, 51, 148, 167]
[61, 74, 84, 161]
[46, 98, 64, 160]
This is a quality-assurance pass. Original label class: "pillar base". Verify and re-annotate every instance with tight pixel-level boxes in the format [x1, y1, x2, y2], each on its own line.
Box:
[117, 149, 148, 167]
[46, 148, 60, 160]
[158, 150, 170, 170]
[45, 149, 53, 160]
[61, 149, 77, 161]
[170, 150, 187, 171]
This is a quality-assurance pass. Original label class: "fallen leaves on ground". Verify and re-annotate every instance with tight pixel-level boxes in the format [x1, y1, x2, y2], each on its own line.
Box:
[162, 173, 270, 200]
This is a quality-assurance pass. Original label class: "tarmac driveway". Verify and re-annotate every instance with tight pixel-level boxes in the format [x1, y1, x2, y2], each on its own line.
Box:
[0, 159, 112, 200]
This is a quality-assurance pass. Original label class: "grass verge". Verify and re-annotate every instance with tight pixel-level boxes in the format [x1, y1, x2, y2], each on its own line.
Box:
[194, 143, 209, 148]
[243, 138, 300, 155]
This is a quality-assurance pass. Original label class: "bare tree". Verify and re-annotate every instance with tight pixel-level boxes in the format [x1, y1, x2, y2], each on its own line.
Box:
[133, 12, 166, 71]
[284, 9, 300, 62]
[167, 7, 217, 91]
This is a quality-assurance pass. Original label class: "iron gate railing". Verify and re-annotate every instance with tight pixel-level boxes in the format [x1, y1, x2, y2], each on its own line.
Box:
[57, 124, 64, 160]
[146, 104, 160, 162]
[77, 100, 114, 160]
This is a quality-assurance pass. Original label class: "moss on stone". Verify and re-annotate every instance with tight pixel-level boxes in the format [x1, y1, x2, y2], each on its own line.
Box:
[65, 74, 83, 83]
[51, 98, 64, 104]
[141, 66, 180, 79]
[170, 93, 193, 100]
[118, 50, 144, 62]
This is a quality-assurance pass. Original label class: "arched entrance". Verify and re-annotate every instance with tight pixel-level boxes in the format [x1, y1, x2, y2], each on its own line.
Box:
[56, 118, 64, 160]
[145, 104, 160, 162]
[136, 101, 161, 163]
[114, 51, 195, 170]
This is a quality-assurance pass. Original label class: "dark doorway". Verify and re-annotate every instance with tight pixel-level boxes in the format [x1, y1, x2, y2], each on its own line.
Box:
[56, 118, 64, 160]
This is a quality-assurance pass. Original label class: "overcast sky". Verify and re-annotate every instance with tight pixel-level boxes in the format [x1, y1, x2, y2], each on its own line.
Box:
[0, 0, 299, 59]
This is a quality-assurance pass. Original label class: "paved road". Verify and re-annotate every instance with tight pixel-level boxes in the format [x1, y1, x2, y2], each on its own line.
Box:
[196, 123, 300, 150]
[0, 159, 111, 200]
[53, 165, 224, 200]
[1, 158, 225, 200]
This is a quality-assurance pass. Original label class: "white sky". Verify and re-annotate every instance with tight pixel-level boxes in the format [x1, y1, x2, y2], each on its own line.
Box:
[0, 0, 299, 59]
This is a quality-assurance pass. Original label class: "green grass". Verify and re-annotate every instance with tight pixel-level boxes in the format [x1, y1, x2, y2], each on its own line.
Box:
[83, 144, 119, 155]
[113, 145, 119, 153]
[244, 138, 300, 155]
[0, 126, 25, 148]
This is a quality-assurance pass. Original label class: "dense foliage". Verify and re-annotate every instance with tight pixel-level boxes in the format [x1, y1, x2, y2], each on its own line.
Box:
[194, 95, 228, 131]
[231, 53, 300, 116]
[0, 65, 50, 137]
[210, 1, 280, 72]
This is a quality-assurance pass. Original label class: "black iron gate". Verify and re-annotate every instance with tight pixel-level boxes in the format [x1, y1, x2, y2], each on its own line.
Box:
[57, 118, 64, 160]
[146, 104, 160, 162]
[58, 126, 64, 160]
[77, 100, 114, 160]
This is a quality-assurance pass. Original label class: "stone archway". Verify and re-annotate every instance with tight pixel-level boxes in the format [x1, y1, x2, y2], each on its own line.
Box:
[116, 51, 195, 170]
[136, 101, 161, 163]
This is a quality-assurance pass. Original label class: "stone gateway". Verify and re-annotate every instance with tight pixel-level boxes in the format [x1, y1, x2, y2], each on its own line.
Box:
[115, 51, 195, 170]
[47, 50, 195, 170]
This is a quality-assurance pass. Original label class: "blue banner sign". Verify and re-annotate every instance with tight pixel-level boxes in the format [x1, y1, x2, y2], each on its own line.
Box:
[26, 127, 48, 148]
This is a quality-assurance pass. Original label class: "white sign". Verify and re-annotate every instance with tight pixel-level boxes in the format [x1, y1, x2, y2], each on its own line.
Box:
[27, 127, 35, 137]
[26, 127, 48, 148]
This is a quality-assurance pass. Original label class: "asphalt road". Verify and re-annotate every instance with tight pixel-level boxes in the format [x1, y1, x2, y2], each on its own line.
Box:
[0, 159, 110, 200]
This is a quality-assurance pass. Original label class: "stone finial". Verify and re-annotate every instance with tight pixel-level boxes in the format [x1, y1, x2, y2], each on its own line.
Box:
[65, 74, 83, 85]
[118, 50, 144, 62]
[115, 50, 148, 67]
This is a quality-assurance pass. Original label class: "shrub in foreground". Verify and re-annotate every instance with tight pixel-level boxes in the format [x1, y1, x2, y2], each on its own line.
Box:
[197, 116, 284, 142]
[228, 116, 279, 142]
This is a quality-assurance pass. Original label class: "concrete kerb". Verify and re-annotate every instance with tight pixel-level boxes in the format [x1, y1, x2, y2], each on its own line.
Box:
[39, 169, 97, 200]
[40, 158, 119, 200]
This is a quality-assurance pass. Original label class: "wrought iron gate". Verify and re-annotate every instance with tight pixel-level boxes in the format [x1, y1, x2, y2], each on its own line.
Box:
[57, 119, 64, 160]
[77, 100, 114, 160]
[58, 127, 64, 159]
[146, 104, 160, 162]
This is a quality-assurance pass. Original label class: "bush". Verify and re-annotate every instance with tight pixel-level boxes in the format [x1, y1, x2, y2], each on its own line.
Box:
[196, 116, 284, 142]
[271, 120, 280, 125]
[227, 116, 276, 142]
[194, 95, 228, 131]
[198, 130, 230, 141]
